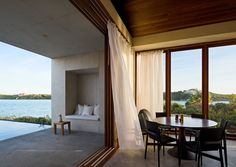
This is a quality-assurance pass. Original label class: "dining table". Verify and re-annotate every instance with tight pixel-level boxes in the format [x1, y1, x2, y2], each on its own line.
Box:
[154, 115, 218, 160]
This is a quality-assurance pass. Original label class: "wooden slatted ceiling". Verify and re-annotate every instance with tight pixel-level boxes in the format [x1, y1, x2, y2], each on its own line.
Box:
[111, 0, 236, 37]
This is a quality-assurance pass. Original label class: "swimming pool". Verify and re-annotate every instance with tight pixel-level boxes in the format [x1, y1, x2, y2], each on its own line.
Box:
[0, 120, 51, 141]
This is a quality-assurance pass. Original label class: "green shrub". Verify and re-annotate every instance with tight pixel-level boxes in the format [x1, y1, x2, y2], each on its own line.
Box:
[0, 116, 51, 125]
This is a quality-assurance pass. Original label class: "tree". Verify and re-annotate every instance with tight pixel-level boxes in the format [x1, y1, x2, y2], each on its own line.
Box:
[185, 91, 202, 115]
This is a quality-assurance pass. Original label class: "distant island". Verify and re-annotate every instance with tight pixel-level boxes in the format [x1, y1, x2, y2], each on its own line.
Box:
[0, 93, 51, 99]
[164, 89, 236, 101]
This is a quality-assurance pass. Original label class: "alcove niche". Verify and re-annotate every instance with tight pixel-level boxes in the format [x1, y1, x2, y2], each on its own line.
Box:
[65, 67, 104, 134]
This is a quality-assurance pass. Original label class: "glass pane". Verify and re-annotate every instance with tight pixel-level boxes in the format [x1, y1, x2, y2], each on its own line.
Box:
[209, 45, 236, 135]
[171, 49, 202, 115]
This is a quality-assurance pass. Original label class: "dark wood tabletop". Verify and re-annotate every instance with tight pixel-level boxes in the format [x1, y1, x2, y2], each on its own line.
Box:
[154, 116, 217, 128]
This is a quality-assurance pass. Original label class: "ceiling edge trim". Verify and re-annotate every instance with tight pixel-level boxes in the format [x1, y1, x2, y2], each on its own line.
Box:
[133, 21, 236, 51]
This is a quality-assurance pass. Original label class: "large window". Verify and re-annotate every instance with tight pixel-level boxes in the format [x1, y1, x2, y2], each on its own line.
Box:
[171, 49, 202, 115]
[161, 42, 236, 137]
[209, 45, 236, 135]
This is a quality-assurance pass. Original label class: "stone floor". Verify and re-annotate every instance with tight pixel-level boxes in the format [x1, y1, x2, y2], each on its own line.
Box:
[105, 140, 236, 167]
[0, 128, 104, 167]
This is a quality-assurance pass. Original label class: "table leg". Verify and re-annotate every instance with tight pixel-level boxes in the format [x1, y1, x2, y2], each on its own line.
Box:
[54, 124, 57, 134]
[68, 122, 71, 134]
[61, 124, 64, 135]
[168, 127, 194, 160]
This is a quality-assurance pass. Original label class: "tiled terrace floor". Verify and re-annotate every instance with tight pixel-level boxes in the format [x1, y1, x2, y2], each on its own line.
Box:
[0, 128, 104, 167]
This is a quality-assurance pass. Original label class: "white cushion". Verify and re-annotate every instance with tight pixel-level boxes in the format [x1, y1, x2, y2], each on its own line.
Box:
[74, 104, 84, 115]
[82, 105, 94, 116]
[78, 104, 84, 115]
[93, 105, 99, 116]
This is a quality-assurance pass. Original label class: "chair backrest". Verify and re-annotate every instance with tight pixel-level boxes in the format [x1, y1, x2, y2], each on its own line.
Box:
[219, 119, 228, 139]
[200, 119, 228, 142]
[156, 112, 167, 118]
[191, 113, 204, 119]
[219, 119, 228, 131]
[146, 120, 161, 137]
[138, 109, 150, 132]
[199, 127, 223, 142]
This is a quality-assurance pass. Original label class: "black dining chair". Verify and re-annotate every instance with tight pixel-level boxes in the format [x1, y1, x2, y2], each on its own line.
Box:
[185, 113, 204, 141]
[156, 112, 178, 155]
[220, 119, 228, 167]
[138, 109, 150, 140]
[145, 120, 180, 167]
[183, 119, 228, 167]
[138, 109, 156, 152]
[156, 112, 178, 139]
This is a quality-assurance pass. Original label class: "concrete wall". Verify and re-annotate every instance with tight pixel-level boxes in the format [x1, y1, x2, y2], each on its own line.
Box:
[77, 73, 99, 105]
[51, 51, 104, 133]
[66, 71, 78, 115]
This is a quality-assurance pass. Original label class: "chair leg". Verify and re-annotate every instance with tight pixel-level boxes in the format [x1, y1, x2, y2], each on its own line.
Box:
[144, 134, 148, 159]
[223, 138, 228, 167]
[195, 152, 198, 161]
[175, 128, 178, 139]
[197, 150, 201, 167]
[157, 144, 160, 167]
[178, 141, 181, 167]
[201, 154, 202, 166]
[219, 148, 224, 167]
[163, 146, 165, 155]
[154, 139, 155, 152]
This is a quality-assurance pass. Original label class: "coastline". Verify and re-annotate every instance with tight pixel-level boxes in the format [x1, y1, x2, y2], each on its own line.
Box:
[0, 94, 51, 100]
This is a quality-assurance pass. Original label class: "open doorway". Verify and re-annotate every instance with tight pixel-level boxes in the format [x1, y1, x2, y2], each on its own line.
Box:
[0, 41, 51, 141]
[0, 0, 105, 166]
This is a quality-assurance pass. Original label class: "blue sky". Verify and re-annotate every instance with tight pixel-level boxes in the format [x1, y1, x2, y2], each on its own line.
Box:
[171, 45, 236, 94]
[0, 42, 51, 94]
[0, 42, 235, 95]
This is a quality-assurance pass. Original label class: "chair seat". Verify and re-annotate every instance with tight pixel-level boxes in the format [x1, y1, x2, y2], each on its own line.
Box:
[160, 135, 177, 144]
[185, 140, 222, 152]
[148, 131, 176, 144]
[201, 141, 222, 151]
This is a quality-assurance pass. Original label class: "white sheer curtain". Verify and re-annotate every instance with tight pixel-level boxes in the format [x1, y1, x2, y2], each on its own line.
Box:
[123, 46, 135, 96]
[107, 22, 144, 150]
[137, 50, 164, 119]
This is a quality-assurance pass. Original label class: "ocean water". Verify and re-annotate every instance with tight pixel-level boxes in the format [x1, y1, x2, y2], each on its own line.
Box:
[0, 100, 51, 118]
[171, 100, 229, 106]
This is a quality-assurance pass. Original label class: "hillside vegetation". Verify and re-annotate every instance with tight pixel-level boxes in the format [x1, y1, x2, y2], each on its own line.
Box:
[167, 89, 236, 133]
[164, 89, 235, 101]
[0, 94, 51, 99]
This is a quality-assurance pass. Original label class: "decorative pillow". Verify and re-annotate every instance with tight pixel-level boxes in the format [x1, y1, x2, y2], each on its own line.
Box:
[93, 105, 99, 116]
[82, 105, 94, 116]
[78, 104, 84, 115]
[74, 104, 84, 115]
